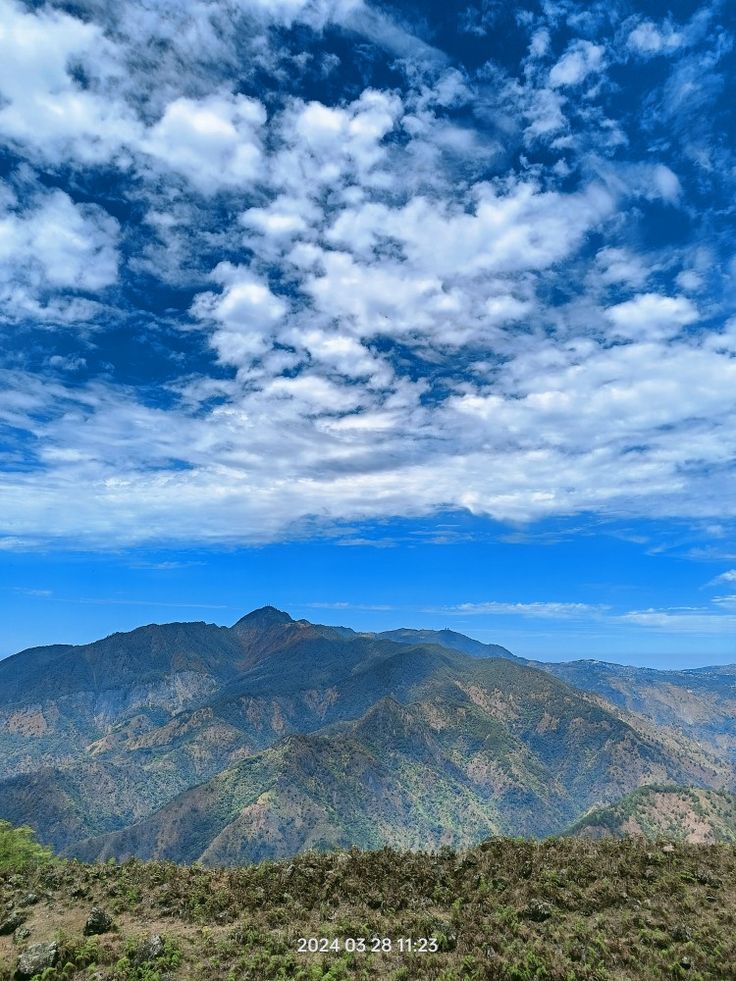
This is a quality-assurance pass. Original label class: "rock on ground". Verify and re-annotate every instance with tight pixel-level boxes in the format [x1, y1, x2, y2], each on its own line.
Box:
[15, 941, 59, 979]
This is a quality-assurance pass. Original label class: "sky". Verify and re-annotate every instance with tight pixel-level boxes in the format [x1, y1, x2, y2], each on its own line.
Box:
[1, 0, 736, 666]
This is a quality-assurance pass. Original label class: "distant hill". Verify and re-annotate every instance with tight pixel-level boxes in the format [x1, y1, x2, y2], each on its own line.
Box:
[1, 607, 734, 863]
[377, 627, 516, 660]
[533, 659, 736, 762]
[568, 785, 736, 843]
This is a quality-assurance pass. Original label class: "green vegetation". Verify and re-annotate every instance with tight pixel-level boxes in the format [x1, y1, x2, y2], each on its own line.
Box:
[0, 820, 54, 872]
[2, 834, 736, 979]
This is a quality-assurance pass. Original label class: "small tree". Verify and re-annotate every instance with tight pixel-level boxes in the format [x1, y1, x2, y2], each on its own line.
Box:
[0, 820, 55, 872]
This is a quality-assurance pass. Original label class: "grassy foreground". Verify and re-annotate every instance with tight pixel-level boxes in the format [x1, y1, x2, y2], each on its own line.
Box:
[1, 835, 736, 980]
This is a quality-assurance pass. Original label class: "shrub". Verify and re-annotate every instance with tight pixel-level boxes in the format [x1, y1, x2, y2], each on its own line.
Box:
[0, 820, 55, 872]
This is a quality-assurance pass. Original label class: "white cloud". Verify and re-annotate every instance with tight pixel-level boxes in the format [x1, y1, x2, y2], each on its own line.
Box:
[0, 537, 38, 551]
[651, 164, 681, 202]
[343, 3, 446, 65]
[619, 609, 736, 634]
[483, 295, 532, 325]
[4, 309, 736, 548]
[437, 599, 736, 633]
[628, 21, 683, 57]
[267, 373, 364, 413]
[444, 601, 605, 619]
[593, 247, 651, 288]
[549, 41, 605, 88]
[0, 190, 119, 323]
[529, 28, 551, 59]
[304, 250, 446, 338]
[273, 89, 403, 192]
[524, 88, 566, 141]
[0, 0, 140, 164]
[192, 263, 287, 362]
[144, 93, 266, 193]
[242, 195, 320, 243]
[295, 245, 534, 348]
[0, 0, 366, 188]
[241, 0, 362, 27]
[325, 180, 614, 280]
[1, 0, 735, 553]
[676, 270, 703, 293]
[702, 318, 736, 355]
[288, 328, 391, 381]
[605, 294, 698, 341]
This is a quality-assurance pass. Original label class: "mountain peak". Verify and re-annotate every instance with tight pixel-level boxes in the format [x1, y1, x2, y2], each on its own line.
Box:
[233, 606, 294, 628]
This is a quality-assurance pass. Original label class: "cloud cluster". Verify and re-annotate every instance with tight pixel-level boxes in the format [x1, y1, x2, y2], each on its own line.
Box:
[444, 601, 606, 619]
[0, 0, 735, 550]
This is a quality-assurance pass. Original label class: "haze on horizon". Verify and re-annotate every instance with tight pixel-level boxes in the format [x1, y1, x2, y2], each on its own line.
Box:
[1, 0, 735, 666]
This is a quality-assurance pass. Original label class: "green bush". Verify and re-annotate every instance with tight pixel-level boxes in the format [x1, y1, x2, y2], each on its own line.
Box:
[0, 819, 55, 871]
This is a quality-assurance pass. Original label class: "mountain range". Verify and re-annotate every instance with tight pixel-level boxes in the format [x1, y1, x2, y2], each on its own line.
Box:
[1, 607, 735, 864]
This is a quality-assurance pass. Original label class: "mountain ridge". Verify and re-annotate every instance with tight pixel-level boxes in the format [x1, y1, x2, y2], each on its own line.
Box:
[2, 607, 735, 864]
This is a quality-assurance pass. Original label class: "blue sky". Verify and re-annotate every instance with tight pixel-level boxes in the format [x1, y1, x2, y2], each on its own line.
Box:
[2, 0, 736, 665]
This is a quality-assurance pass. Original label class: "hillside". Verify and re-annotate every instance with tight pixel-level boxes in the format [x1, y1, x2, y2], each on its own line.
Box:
[535, 659, 736, 761]
[569, 785, 736, 843]
[2, 834, 736, 979]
